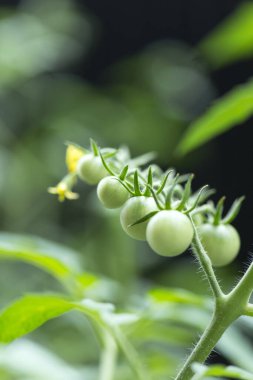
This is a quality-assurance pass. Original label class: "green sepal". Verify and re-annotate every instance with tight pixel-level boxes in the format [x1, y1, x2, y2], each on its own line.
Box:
[177, 173, 191, 184]
[193, 187, 216, 205]
[133, 170, 142, 196]
[99, 150, 115, 176]
[222, 196, 245, 225]
[101, 149, 118, 159]
[185, 185, 209, 214]
[90, 138, 100, 156]
[177, 174, 194, 211]
[114, 177, 135, 196]
[165, 174, 180, 209]
[143, 167, 153, 196]
[156, 170, 174, 195]
[129, 211, 159, 227]
[146, 185, 164, 210]
[213, 196, 226, 225]
[119, 165, 129, 180]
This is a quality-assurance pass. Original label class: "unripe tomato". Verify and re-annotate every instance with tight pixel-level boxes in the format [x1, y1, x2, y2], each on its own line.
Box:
[120, 196, 157, 241]
[198, 223, 240, 267]
[97, 176, 129, 209]
[146, 210, 194, 257]
[77, 154, 108, 185]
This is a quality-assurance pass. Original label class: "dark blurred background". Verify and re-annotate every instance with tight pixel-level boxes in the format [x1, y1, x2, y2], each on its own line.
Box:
[0, 0, 253, 377]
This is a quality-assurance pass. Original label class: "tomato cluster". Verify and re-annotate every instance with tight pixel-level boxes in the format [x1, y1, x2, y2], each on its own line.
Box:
[50, 140, 244, 267]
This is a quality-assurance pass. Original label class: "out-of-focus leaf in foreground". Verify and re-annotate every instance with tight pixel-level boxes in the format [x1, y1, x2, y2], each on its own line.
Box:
[0, 0, 91, 88]
[177, 80, 253, 155]
[192, 363, 253, 380]
[0, 232, 99, 296]
[149, 287, 207, 307]
[200, 3, 253, 68]
[0, 339, 90, 380]
[0, 294, 75, 343]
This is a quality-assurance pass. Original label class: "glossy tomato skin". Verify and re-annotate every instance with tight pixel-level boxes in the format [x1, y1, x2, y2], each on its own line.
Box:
[97, 176, 129, 209]
[77, 154, 108, 185]
[198, 223, 240, 267]
[120, 196, 157, 241]
[146, 210, 194, 257]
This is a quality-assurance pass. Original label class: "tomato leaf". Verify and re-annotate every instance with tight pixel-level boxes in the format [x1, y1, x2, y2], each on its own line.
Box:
[0, 295, 139, 345]
[148, 287, 207, 308]
[0, 232, 99, 295]
[192, 363, 253, 380]
[0, 294, 75, 343]
[177, 80, 253, 155]
[200, 3, 253, 68]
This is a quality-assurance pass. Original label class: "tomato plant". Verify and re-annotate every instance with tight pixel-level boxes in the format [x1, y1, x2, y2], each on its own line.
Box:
[1, 138, 253, 380]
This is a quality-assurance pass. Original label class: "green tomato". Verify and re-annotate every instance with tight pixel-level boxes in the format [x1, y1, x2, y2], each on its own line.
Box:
[120, 196, 157, 241]
[146, 210, 194, 257]
[198, 223, 240, 267]
[77, 154, 108, 185]
[97, 176, 129, 209]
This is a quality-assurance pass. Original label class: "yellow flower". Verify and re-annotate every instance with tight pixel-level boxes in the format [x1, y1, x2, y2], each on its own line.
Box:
[65, 143, 85, 173]
[48, 173, 79, 202]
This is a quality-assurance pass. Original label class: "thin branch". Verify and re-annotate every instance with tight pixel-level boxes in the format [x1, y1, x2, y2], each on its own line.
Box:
[99, 329, 117, 380]
[190, 216, 223, 299]
[111, 326, 150, 380]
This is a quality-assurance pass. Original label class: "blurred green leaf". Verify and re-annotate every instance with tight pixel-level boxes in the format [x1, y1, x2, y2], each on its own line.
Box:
[192, 363, 253, 380]
[200, 3, 253, 68]
[0, 0, 91, 89]
[0, 294, 75, 343]
[218, 325, 253, 372]
[0, 339, 91, 380]
[0, 232, 98, 296]
[177, 80, 253, 155]
[149, 287, 208, 307]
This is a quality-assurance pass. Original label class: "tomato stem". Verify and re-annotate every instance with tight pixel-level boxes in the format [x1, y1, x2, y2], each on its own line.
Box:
[190, 217, 223, 299]
[174, 302, 238, 380]
[175, 220, 253, 380]
[112, 326, 150, 380]
[99, 330, 117, 380]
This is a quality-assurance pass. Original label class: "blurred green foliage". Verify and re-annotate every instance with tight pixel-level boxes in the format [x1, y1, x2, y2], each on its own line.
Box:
[177, 80, 253, 155]
[1, 0, 253, 379]
[200, 2, 253, 68]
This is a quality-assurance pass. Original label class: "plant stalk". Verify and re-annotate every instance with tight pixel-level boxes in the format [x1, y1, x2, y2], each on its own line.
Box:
[175, 304, 237, 380]
[99, 330, 117, 380]
[190, 217, 223, 299]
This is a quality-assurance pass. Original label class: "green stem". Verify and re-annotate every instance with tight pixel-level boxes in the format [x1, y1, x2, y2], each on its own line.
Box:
[229, 261, 253, 311]
[112, 326, 150, 380]
[175, 305, 235, 380]
[245, 303, 253, 317]
[175, 220, 236, 380]
[175, 220, 253, 380]
[190, 217, 223, 299]
[99, 330, 117, 380]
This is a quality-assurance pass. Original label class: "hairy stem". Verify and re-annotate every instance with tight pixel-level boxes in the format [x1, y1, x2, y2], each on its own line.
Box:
[230, 261, 253, 310]
[175, 306, 235, 380]
[190, 217, 223, 299]
[175, 220, 236, 380]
